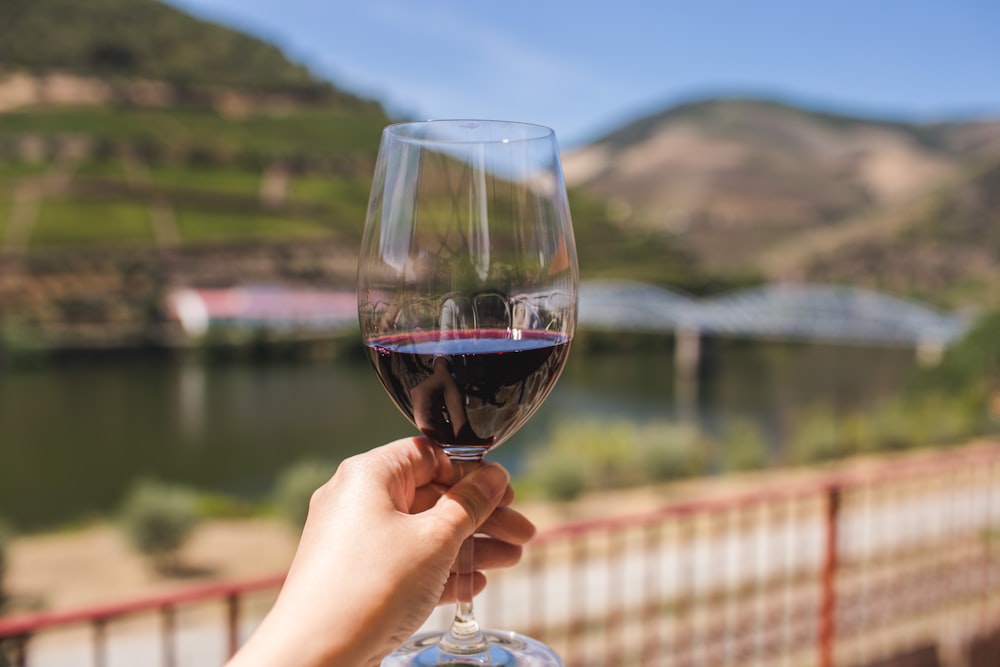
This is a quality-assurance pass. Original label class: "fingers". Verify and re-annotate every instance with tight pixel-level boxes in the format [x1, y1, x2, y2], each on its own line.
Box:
[438, 572, 487, 604]
[496, 484, 515, 508]
[430, 463, 509, 539]
[411, 482, 449, 513]
[454, 537, 522, 571]
[348, 436, 446, 490]
[324, 437, 458, 518]
[478, 506, 536, 546]
[410, 481, 515, 514]
[436, 538, 523, 602]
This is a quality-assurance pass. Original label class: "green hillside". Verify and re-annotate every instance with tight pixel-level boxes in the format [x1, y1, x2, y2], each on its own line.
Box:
[0, 0, 400, 253]
[0, 103, 390, 249]
[0, 0, 326, 93]
[0, 0, 387, 352]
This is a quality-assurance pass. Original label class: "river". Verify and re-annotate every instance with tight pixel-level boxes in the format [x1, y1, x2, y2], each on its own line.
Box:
[0, 336, 916, 529]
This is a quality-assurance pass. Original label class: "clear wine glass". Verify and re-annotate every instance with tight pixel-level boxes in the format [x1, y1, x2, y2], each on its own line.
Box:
[357, 120, 578, 666]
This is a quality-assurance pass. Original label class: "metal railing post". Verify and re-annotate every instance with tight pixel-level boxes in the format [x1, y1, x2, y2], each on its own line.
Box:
[818, 485, 841, 667]
[92, 618, 106, 667]
[161, 605, 176, 667]
[227, 594, 240, 658]
[2, 635, 29, 667]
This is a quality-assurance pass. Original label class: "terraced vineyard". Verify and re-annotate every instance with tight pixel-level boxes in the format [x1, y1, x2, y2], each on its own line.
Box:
[0, 103, 391, 354]
[0, 100, 723, 356]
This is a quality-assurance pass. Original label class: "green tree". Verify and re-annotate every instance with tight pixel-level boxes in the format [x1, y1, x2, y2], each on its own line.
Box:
[273, 459, 335, 529]
[719, 419, 769, 472]
[789, 405, 848, 464]
[909, 309, 1000, 397]
[119, 479, 200, 575]
[524, 418, 712, 501]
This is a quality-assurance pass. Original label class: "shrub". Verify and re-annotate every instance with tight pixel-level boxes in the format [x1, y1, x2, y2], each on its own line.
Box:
[637, 422, 710, 482]
[527, 419, 639, 501]
[864, 399, 916, 452]
[909, 389, 988, 447]
[119, 479, 200, 575]
[718, 419, 769, 472]
[908, 309, 1000, 396]
[273, 459, 335, 529]
[788, 405, 846, 465]
[524, 417, 712, 501]
[530, 456, 588, 502]
[854, 387, 989, 455]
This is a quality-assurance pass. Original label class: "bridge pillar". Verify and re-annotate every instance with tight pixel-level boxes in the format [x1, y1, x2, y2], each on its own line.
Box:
[675, 326, 701, 423]
[916, 338, 945, 366]
[675, 326, 701, 377]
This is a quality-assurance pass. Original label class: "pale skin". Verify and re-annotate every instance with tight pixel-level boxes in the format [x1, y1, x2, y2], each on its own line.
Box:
[225, 436, 535, 667]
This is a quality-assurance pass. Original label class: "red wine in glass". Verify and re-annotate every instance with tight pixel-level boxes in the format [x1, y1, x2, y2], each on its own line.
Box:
[366, 329, 571, 460]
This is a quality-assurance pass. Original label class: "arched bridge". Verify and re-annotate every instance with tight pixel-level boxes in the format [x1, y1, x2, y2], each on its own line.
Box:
[166, 280, 971, 356]
[578, 280, 970, 349]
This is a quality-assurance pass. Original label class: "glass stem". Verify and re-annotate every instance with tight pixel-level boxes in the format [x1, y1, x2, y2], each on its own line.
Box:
[438, 459, 489, 656]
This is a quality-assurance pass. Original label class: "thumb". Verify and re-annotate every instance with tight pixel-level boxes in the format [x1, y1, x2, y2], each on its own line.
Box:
[431, 463, 510, 540]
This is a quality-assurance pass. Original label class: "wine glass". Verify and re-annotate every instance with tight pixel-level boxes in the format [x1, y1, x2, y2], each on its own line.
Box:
[357, 119, 578, 666]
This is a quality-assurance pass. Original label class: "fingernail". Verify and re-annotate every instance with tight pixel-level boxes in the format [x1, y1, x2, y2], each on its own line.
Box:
[473, 464, 508, 501]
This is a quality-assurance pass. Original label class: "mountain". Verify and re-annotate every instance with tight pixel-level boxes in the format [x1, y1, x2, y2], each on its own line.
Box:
[563, 98, 1000, 307]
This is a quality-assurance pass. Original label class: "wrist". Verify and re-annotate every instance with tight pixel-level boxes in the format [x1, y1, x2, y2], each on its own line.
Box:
[228, 577, 397, 667]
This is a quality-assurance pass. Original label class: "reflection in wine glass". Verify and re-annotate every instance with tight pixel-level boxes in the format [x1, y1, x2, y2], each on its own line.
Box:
[411, 356, 494, 448]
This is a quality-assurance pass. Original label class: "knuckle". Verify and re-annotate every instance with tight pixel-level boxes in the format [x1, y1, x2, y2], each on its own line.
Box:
[425, 511, 467, 546]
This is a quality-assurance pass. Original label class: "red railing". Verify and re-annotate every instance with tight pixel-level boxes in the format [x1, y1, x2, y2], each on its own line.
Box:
[464, 444, 1000, 666]
[3, 444, 1000, 667]
[0, 575, 283, 667]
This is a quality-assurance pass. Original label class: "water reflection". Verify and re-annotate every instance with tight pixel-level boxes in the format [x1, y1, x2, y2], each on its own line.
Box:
[0, 338, 916, 529]
[178, 361, 207, 444]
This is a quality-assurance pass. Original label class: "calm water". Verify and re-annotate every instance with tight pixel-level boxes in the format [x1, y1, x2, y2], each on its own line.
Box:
[0, 337, 916, 529]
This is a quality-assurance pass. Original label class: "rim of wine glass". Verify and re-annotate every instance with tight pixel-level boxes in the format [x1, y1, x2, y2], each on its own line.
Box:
[384, 119, 556, 145]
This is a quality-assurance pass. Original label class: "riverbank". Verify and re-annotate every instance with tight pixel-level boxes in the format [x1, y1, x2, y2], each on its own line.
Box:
[6, 440, 996, 616]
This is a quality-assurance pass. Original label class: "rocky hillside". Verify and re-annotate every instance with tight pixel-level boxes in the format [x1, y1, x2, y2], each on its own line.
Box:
[792, 154, 1000, 307]
[564, 98, 1000, 307]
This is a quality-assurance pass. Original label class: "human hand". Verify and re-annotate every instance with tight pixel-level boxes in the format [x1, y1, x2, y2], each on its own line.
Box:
[226, 436, 535, 667]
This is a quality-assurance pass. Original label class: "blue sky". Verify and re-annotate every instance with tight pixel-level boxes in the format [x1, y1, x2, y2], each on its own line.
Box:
[168, 0, 1000, 147]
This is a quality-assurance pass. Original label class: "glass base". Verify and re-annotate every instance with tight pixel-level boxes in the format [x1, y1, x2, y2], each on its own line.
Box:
[381, 629, 563, 666]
